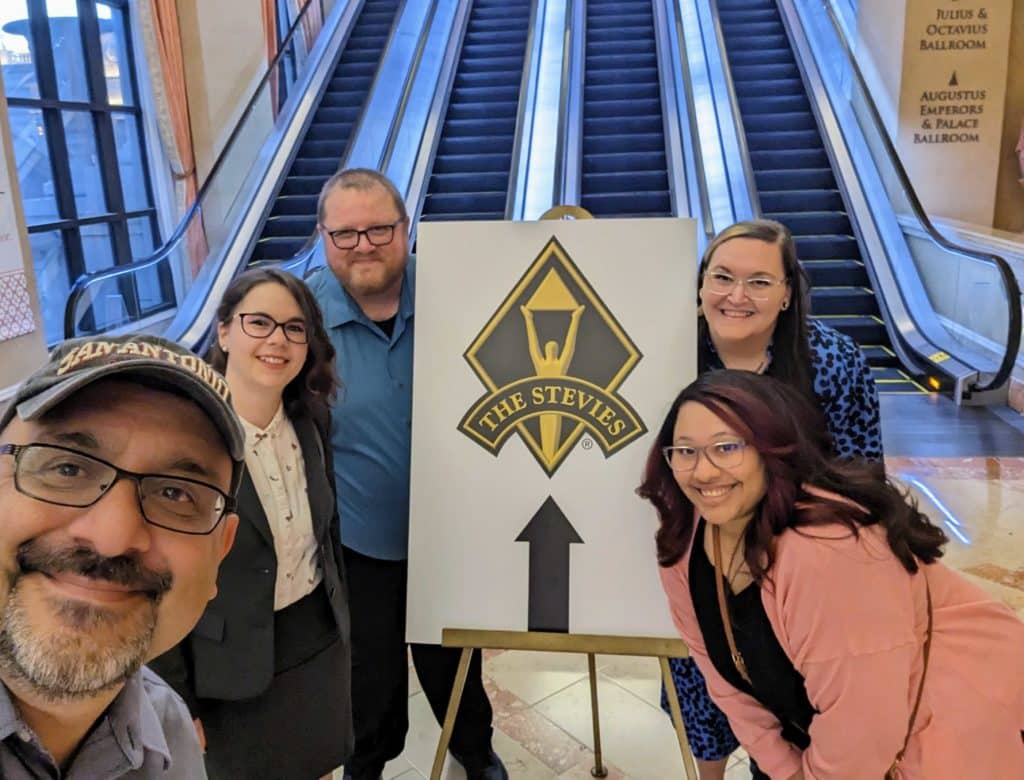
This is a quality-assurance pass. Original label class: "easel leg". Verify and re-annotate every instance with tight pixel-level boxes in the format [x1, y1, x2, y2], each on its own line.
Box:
[659, 657, 698, 780]
[587, 653, 608, 778]
[431, 648, 473, 780]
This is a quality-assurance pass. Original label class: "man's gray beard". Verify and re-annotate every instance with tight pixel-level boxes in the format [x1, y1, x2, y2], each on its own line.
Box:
[0, 577, 157, 702]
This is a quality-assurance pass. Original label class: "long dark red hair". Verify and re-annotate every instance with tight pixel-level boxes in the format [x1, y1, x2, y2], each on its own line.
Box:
[637, 370, 946, 580]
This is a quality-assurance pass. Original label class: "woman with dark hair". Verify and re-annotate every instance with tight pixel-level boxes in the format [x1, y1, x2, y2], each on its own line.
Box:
[666, 219, 883, 777]
[150, 268, 353, 779]
[640, 370, 1024, 779]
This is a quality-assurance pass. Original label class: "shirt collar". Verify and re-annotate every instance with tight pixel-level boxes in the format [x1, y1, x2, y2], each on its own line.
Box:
[0, 671, 172, 772]
[240, 403, 286, 441]
[322, 256, 415, 332]
[105, 671, 172, 771]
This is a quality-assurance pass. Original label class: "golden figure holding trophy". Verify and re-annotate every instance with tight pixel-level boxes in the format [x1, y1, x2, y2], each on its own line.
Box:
[521, 301, 586, 463]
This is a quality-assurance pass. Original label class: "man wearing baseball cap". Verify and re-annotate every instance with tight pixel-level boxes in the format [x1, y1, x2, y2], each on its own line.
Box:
[0, 334, 244, 778]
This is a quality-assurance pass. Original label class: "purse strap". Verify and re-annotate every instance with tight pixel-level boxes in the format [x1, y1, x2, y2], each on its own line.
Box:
[886, 571, 933, 778]
[712, 525, 752, 685]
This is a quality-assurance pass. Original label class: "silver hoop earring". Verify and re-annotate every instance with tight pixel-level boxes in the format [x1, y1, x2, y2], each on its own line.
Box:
[780, 300, 790, 311]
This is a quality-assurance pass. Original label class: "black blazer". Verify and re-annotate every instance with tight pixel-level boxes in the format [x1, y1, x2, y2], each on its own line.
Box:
[149, 412, 350, 711]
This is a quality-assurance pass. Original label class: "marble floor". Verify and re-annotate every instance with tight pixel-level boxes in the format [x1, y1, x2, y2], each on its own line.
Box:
[331, 449, 1023, 780]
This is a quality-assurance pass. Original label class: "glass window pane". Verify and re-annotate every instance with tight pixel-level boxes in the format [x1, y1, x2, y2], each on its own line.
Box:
[7, 107, 60, 224]
[28, 229, 69, 342]
[46, 0, 90, 102]
[80, 220, 115, 272]
[62, 110, 107, 217]
[113, 113, 148, 210]
[127, 215, 154, 259]
[0, 2, 40, 99]
[97, 2, 132, 106]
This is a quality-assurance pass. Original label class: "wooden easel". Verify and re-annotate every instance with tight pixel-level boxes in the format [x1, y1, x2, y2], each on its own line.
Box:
[429, 629, 697, 780]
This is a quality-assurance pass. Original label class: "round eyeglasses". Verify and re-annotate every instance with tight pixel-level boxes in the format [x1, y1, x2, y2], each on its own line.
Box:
[662, 440, 747, 472]
[0, 443, 233, 535]
[703, 271, 788, 301]
[237, 313, 308, 344]
[323, 218, 406, 250]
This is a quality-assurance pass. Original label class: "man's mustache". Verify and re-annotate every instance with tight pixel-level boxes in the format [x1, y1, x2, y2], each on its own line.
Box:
[15, 542, 173, 602]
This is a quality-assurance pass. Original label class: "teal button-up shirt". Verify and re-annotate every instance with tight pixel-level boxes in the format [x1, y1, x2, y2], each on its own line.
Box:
[308, 259, 415, 560]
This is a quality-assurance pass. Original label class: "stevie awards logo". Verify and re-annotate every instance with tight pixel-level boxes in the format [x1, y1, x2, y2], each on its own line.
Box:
[458, 237, 646, 476]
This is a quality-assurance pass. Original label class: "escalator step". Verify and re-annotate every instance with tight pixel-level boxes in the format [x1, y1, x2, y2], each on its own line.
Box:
[746, 129, 823, 151]
[801, 258, 869, 287]
[723, 33, 788, 49]
[722, 21, 785, 37]
[739, 94, 810, 113]
[862, 346, 901, 369]
[582, 150, 667, 174]
[719, 9, 777, 24]
[252, 237, 308, 262]
[438, 135, 519, 155]
[447, 101, 519, 120]
[742, 112, 816, 132]
[730, 63, 799, 81]
[271, 195, 318, 217]
[584, 132, 665, 153]
[430, 153, 513, 174]
[291, 158, 343, 177]
[586, 53, 658, 70]
[586, 39, 657, 56]
[813, 315, 887, 345]
[586, 67, 659, 86]
[313, 106, 363, 124]
[450, 84, 521, 103]
[760, 189, 844, 212]
[810, 286, 879, 316]
[768, 211, 852, 235]
[281, 176, 333, 196]
[583, 170, 669, 194]
[734, 77, 805, 98]
[428, 172, 510, 193]
[751, 148, 830, 170]
[441, 117, 518, 137]
[756, 168, 836, 190]
[262, 215, 317, 238]
[796, 235, 860, 260]
[585, 82, 661, 101]
[584, 115, 664, 135]
[727, 48, 793, 66]
[422, 191, 508, 213]
[306, 123, 352, 142]
[582, 191, 671, 215]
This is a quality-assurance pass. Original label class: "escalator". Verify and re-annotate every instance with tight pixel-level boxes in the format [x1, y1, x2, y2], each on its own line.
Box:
[717, 0, 920, 392]
[419, 0, 533, 221]
[579, 0, 672, 217]
[250, 0, 402, 263]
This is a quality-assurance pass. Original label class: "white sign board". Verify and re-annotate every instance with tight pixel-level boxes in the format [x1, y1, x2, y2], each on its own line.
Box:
[407, 219, 697, 644]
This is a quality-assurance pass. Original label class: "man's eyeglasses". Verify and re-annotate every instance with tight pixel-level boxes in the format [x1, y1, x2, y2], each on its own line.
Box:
[662, 440, 747, 472]
[0, 443, 233, 535]
[237, 312, 308, 344]
[703, 271, 788, 301]
[323, 218, 406, 250]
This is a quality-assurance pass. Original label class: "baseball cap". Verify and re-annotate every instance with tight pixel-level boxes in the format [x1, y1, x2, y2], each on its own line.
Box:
[0, 334, 246, 496]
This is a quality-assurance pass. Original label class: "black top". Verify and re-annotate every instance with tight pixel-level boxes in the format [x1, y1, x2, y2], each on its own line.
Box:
[689, 518, 815, 749]
[374, 314, 397, 338]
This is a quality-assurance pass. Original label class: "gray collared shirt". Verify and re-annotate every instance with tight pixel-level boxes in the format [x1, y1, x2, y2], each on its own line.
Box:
[0, 667, 206, 779]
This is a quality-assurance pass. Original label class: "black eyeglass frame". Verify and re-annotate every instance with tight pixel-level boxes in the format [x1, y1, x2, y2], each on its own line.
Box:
[236, 312, 310, 344]
[322, 217, 407, 250]
[0, 443, 235, 535]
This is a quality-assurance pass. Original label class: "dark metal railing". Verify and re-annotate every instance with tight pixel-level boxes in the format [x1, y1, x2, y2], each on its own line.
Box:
[63, 0, 328, 339]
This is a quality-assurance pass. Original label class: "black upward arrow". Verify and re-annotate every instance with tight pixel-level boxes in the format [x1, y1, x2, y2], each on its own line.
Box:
[516, 496, 584, 633]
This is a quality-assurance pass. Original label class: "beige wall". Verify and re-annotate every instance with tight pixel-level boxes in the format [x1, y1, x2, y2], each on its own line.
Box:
[0, 84, 47, 393]
[993, 0, 1024, 233]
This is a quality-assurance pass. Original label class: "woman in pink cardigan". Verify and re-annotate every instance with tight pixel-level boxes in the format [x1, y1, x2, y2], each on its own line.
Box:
[638, 370, 1024, 779]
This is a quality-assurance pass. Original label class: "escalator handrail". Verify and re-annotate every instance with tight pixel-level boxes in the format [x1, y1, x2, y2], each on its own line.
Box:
[664, 0, 715, 245]
[63, 0, 328, 339]
[819, 0, 1021, 393]
[505, 0, 545, 221]
[707, 0, 762, 218]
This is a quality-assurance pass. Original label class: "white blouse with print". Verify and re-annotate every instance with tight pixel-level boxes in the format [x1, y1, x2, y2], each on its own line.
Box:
[241, 405, 323, 610]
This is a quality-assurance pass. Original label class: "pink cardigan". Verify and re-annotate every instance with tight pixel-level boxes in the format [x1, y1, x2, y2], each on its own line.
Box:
[659, 521, 1024, 779]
